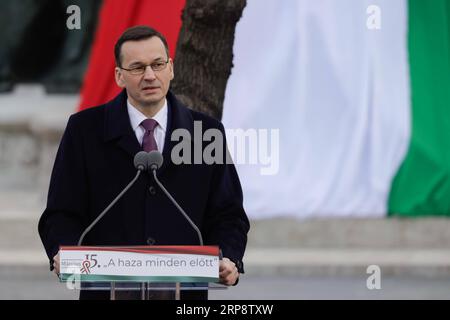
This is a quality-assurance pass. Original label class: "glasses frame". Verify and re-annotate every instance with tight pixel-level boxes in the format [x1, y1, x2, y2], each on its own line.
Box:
[119, 59, 170, 75]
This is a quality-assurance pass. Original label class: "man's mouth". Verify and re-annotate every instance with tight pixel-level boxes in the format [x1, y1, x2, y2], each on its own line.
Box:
[142, 86, 159, 91]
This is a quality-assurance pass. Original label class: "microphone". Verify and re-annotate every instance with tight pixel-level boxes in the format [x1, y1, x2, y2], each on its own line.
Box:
[147, 149, 163, 171]
[77, 151, 149, 246]
[134, 150, 150, 171]
[147, 150, 204, 246]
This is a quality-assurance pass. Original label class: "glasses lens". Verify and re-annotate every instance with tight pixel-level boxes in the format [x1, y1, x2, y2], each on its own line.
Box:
[130, 67, 145, 75]
[152, 62, 166, 71]
[126, 61, 167, 74]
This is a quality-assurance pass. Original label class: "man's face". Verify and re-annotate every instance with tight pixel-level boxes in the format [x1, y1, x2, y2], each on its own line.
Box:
[115, 36, 174, 110]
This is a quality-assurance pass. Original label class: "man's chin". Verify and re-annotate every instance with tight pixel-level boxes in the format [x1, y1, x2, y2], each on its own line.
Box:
[129, 91, 165, 108]
[139, 97, 164, 108]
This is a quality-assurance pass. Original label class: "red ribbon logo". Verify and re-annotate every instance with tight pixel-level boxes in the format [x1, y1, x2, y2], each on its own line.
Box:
[80, 260, 91, 274]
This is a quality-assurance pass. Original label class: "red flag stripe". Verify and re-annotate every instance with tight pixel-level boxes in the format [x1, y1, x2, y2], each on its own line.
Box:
[78, 0, 185, 111]
[60, 245, 219, 256]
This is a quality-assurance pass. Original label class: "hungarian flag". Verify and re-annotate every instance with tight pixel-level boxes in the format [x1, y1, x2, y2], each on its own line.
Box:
[223, 0, 450, 219]
[78, 0, 185, 110]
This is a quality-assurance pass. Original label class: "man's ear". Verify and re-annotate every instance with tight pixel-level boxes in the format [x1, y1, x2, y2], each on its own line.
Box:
[115, 67, 126, 88]
[169, 58, 174, 80]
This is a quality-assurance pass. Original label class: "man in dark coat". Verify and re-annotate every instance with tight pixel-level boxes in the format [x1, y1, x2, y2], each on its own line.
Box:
[38, 25, 250, 300]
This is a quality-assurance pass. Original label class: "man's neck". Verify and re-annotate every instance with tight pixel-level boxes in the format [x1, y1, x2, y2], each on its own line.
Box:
[129, 99, 165, 118]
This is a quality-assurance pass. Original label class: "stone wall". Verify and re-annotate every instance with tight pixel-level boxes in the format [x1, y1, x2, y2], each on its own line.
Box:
[0, 85, 74, 192]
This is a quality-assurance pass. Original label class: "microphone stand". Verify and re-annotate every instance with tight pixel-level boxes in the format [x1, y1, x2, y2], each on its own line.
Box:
[151, 167, 204, 300]
[151, 169, 203, 246]
[77, 170, 143, 246]
[76, 151, 149, 300]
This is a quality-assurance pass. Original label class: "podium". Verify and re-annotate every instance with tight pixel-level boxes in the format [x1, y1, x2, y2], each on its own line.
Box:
[59, 245, 226, 300]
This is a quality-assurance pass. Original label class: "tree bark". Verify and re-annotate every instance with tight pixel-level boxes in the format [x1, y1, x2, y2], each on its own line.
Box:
[171, 0, 246, 120]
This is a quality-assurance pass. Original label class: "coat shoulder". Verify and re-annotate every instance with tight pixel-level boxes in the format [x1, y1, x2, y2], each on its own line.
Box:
[186, 108, 225, 131]
[63, 104, 109, 139]
[69, 104, 107, 125]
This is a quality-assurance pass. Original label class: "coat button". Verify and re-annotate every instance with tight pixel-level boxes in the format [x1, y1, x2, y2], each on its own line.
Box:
[146, 237, 156, 245]
[149, 186, 156, 195]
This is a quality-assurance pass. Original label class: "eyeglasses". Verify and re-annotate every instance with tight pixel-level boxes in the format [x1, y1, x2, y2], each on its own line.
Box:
[120, 59, 169, 75]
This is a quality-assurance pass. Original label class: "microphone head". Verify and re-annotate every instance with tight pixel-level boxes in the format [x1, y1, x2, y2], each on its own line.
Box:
[148, 150, 163, 171]
[134, 151, 149, 171]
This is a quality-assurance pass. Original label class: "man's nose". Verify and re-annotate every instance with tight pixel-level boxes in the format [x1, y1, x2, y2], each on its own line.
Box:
[143, 66, 156, 80]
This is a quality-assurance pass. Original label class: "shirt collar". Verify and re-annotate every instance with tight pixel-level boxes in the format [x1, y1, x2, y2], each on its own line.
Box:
[127, 99, 168, 132]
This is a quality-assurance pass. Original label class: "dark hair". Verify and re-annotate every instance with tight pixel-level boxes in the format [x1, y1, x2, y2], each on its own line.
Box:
[114, 25, 170, 67]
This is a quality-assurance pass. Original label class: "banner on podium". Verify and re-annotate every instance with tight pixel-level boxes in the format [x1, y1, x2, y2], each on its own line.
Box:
[59, 245, 220, 283]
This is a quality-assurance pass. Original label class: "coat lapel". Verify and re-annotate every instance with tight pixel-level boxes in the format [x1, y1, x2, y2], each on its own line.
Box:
[158, 91, 194, 176]
[103, 89, 195, 174]
[103, 90, 141, 159]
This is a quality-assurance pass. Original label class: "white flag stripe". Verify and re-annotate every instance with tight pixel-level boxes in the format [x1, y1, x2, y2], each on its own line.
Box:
[223, 0, 410, 218]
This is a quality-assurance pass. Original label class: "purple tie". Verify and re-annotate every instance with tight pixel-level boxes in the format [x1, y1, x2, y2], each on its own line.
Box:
[140, 119, 158, 152]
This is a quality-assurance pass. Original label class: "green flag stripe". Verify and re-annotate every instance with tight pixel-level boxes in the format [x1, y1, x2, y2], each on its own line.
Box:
[388, 0, 450, 216]
[60, 274, 218, 283]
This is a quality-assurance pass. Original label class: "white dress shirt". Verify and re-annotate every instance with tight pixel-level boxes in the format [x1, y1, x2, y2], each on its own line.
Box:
[127, 99, 168, 152]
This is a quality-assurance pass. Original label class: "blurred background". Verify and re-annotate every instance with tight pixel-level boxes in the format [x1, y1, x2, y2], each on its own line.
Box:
[1, 0, 450, 299]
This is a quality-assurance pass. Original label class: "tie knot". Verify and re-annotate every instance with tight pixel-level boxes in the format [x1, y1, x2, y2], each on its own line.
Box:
[140, 118, 158, 132]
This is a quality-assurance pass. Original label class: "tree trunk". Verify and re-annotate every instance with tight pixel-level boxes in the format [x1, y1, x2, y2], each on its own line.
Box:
[171, 0, 246, 120]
